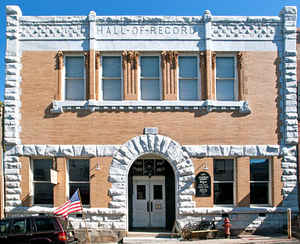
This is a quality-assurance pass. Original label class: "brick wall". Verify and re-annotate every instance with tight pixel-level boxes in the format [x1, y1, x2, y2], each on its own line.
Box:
[20, 51, 279, 146]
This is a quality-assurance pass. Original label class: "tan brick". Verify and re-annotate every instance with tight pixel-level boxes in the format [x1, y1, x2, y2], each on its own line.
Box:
[20, 51, 279, 146]
[54, 158, 67, 207]
[272, 156, 283, 207]
[20, 157, 32, 207]
[90, 157, 112, 208]
[236, 157, 250, 207]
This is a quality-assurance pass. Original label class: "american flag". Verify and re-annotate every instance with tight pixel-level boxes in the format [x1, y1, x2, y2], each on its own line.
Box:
[54, 189, 82, 218]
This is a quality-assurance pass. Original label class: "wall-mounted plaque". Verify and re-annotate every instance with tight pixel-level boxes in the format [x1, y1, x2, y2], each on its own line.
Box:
[195, 172, 211, 197]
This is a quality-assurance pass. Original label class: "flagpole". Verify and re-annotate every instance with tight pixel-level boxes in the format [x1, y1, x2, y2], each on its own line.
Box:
[77, 189, 91, 244]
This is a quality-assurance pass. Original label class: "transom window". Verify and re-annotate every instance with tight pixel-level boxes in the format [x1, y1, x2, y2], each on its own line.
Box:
[250, 158, 270, 205]
[102, 56, 122, 100]
[213, 159, 234, 205]
[216, 56, 236, 101]
[32, 159, 53, 205]
[65, 56, 85, 100]
[179, 56, 198, 100]
[140, 56, 160, 100]
[68, 159, 90, 205]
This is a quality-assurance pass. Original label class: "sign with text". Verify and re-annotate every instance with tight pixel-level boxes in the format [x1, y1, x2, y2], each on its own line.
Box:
[97, 24, 204, 39]
[195, 172, 211, 197]
[50, 169, 58, 185]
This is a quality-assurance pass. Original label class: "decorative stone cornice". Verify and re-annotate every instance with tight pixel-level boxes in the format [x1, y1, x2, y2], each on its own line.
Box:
[50, 100, 251, 114]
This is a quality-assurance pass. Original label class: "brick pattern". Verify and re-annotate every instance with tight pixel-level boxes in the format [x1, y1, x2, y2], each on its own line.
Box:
[272, 157, 283, 206]
[90, 157, 112, 208]
[20, 157, 31, 207]
[20, 52, 278, 145]
[236, 157, 250, 207]
[54, 158, 67, 207]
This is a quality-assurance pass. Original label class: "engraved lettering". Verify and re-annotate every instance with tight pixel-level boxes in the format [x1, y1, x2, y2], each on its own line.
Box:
[113, 26, 118, 34]
[132, 27, 138, 34]
[139, 26, 144, 34]
[165, 26, 170, 34]
[150, 26, 156, 34]
[121, 26, 126, 34]
[181, 26, 187, 34]
[159, 27, 163, 34]
[173, 27, 179, 34]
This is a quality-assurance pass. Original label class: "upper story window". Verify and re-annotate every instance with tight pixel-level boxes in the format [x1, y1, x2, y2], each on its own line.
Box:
[216, 56, 236, 101]
[102, 56, 122, 100]
[32, 159, 53, 205]
[65, 56, 85, 100]
[68, 159, 90, 205]
[179, 56, 199, 100]
[213, 159, 234, 205]
[250, 158, 270, 205]
[140, 56, 160, 100]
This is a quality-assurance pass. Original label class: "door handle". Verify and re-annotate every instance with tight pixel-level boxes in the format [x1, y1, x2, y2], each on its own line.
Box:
[151, 201, 153, 212]
[147, 201, 149, 212]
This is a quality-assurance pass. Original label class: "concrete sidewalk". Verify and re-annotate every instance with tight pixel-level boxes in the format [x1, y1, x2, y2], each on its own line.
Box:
[122, 234, 300, 244]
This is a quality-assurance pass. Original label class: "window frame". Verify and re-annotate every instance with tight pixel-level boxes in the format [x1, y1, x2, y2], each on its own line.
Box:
[31, 158, 54, 206]
[100, 53, 123, 101]
[213, 158, 236, 206]
[67, 158, 90, 207]
[62, 53, 86, 101]
[249, 157, 272, 207]
[177, 53, 201, 101]
[138, 53, 162, 101]
[215, 53, 238, 101]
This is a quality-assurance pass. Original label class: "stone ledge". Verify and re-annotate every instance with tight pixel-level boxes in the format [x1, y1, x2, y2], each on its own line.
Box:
[51, 100, 251, 114]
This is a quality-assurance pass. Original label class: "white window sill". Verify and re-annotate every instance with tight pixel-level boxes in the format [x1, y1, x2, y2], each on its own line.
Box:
[51, 100, 251, 114]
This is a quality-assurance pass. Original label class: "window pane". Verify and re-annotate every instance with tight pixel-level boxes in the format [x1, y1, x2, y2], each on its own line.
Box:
[153, 185, 163, 200]
[69, 159, 89, 182]
[35, 218, 55, 232]
[141, 56, 159, 77]
[179, 79, 197, 100]
[11, 220, 26, 234]
[0, 220, 9, 235]
[34, 183, 53, 205]
[141, 79, 160, 100]
[65, 79, 85, 100]
[179, 56, 197, 78]
[250, 158, 269, 181]
[214, 183, 233, 204]
[70, 183, 89, 205]
[66, 56, 84, 78]
[250, 183, 269, 204]
[216, 57, 234, 78]
[137, 185, 146, 200]
[103, 57, 121, 77]
[33, 159, 52, 181]
[103, 79, 121, 100]
[216, 79, 234, 101]
[214, 159, 233, 181]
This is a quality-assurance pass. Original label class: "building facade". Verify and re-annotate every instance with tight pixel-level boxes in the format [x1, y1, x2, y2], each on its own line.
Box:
[3, 5, 298, 234]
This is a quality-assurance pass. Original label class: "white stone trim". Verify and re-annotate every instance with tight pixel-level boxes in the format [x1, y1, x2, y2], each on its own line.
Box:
[5, 144, 282, 158]
[278, 6, 298, 211]
[108, 134, 196, 231]
[50, 100, 251, 114]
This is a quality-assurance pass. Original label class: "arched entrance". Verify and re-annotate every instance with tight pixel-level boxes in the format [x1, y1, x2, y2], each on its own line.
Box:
[128, 154, 175, 230]
[108, 134, 196, 231]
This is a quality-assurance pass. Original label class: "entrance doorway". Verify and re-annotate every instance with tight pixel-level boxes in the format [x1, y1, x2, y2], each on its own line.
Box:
[128, 156, 175, 231]
[132, 176, 165, 228]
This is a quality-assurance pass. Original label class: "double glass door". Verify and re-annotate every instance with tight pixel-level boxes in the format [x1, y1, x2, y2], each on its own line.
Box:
[132, 176, 165, 228]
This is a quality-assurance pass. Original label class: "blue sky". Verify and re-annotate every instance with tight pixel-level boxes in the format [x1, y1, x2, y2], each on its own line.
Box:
[0, 0, 299, 101]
